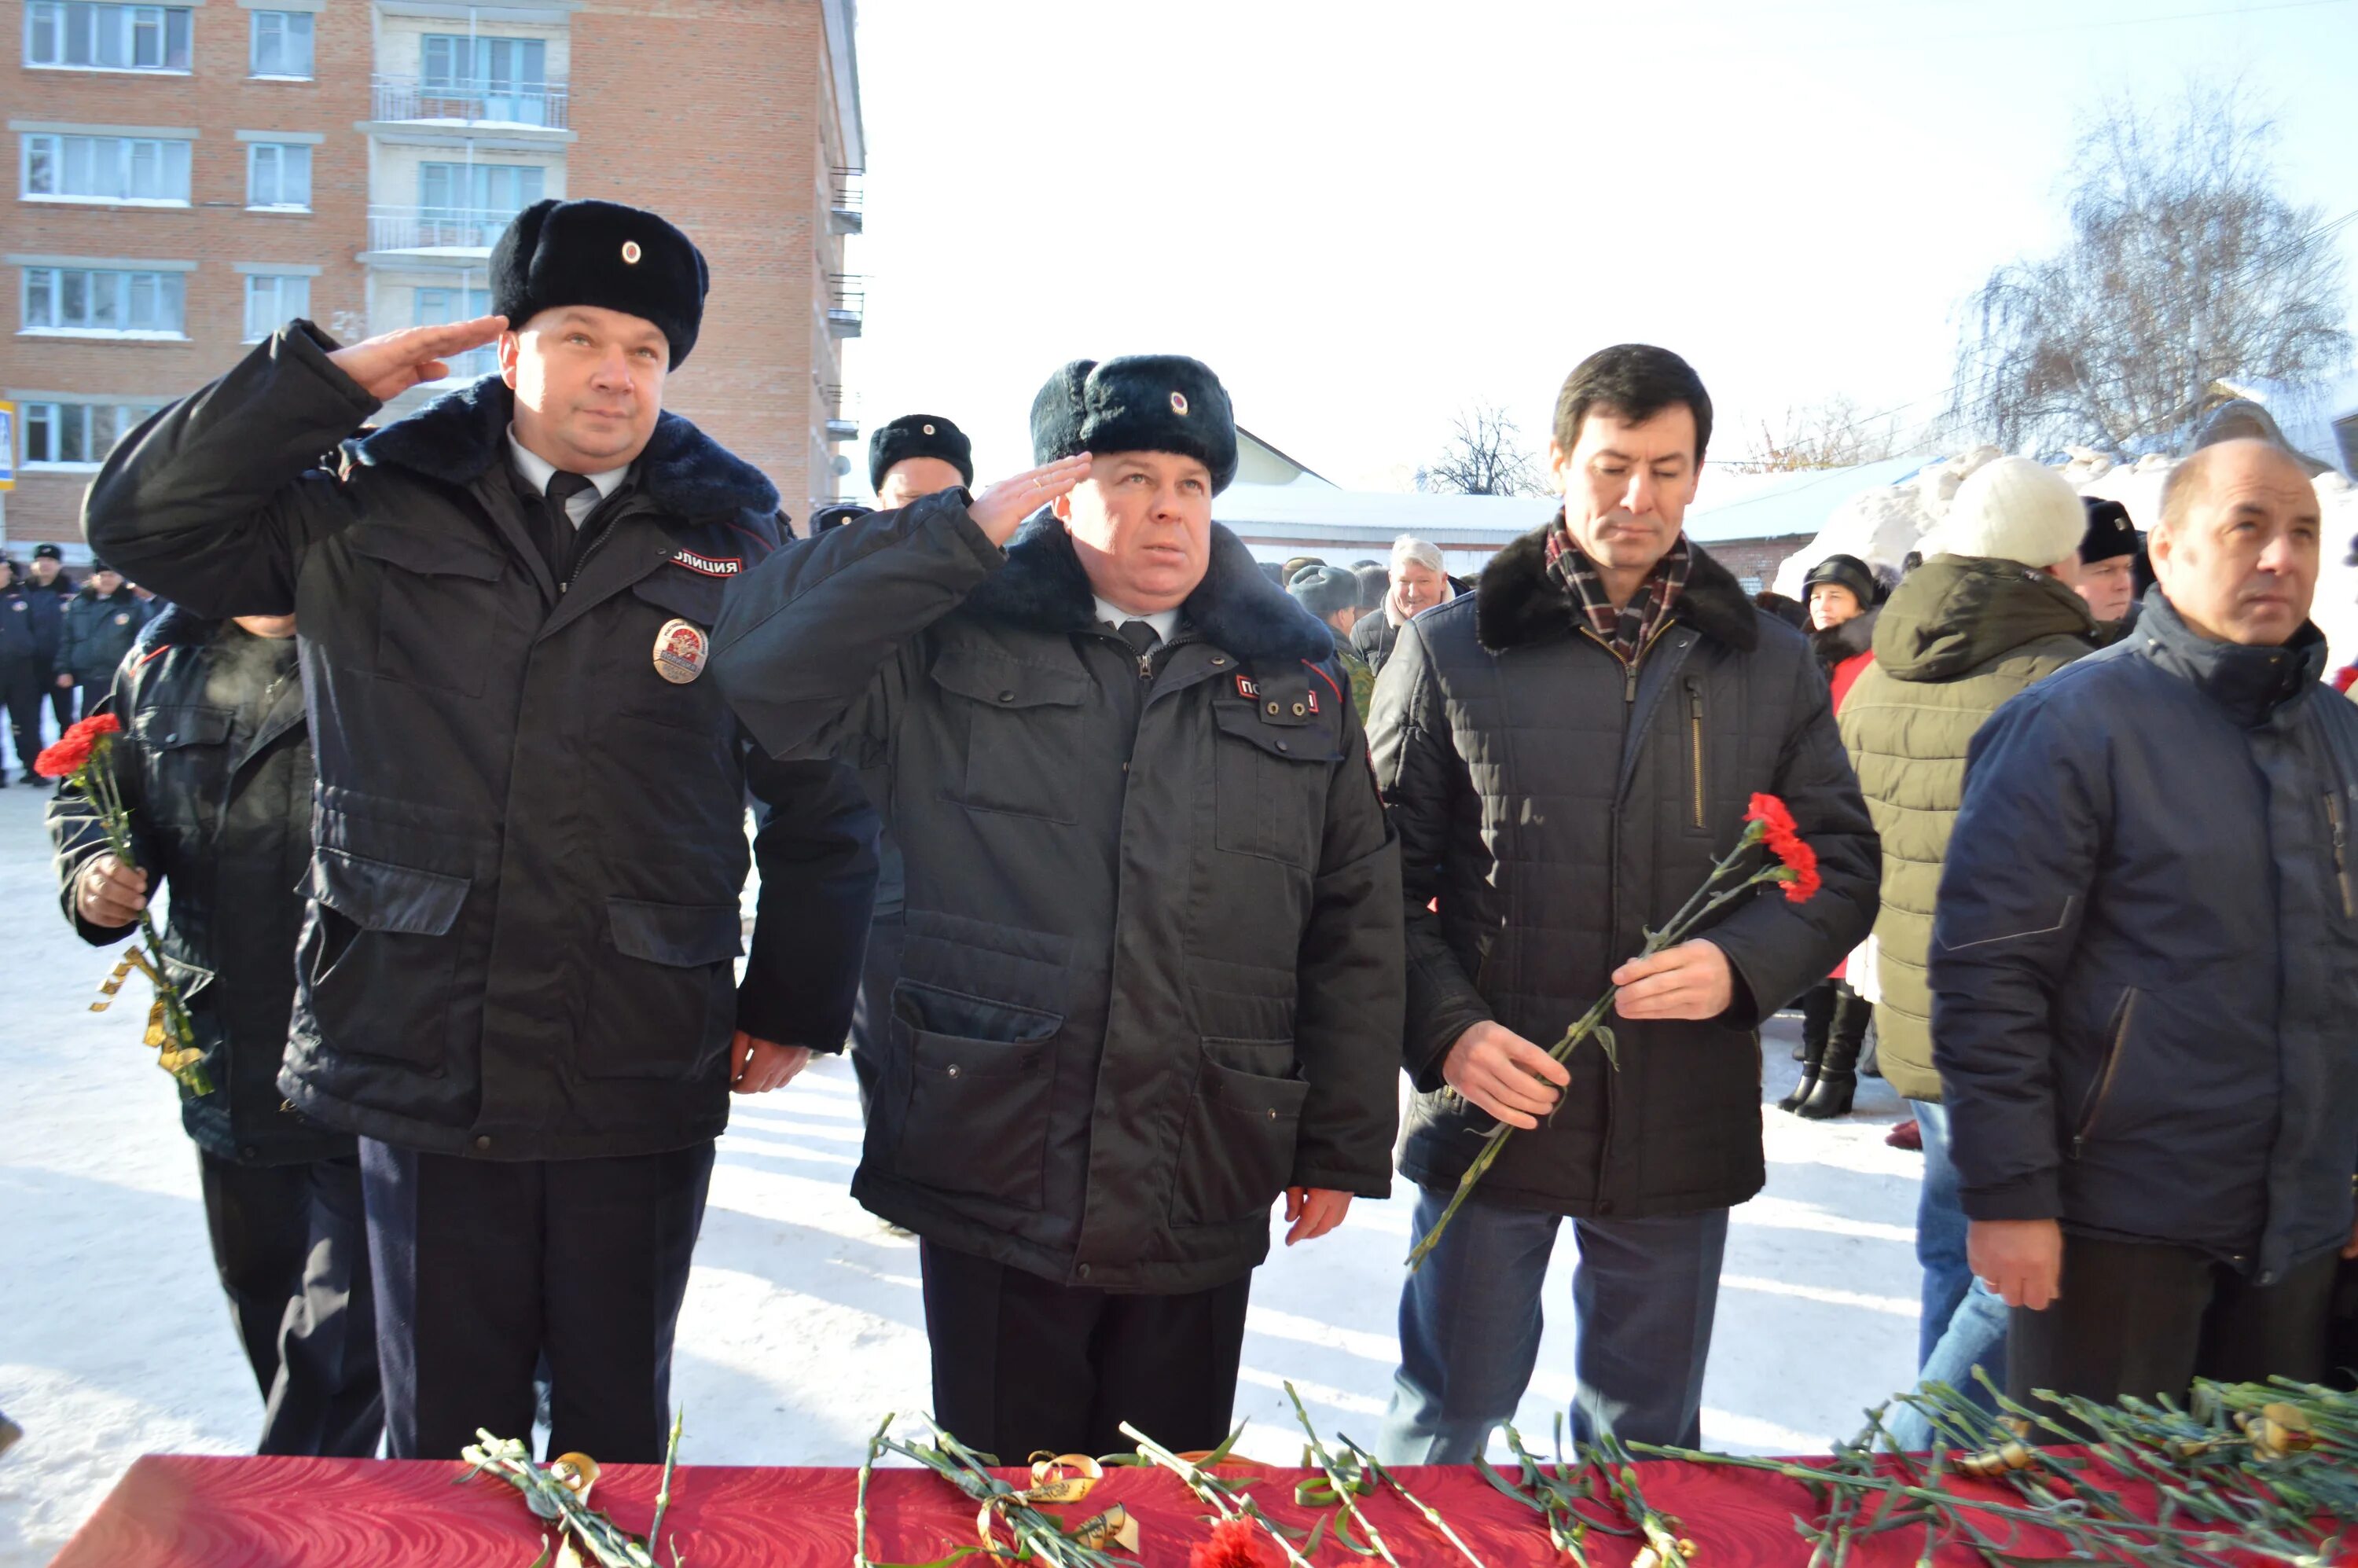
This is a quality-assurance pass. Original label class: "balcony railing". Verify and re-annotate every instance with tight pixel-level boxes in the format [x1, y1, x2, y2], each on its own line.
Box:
[829, 166, 864, 236]
[372, 73, 571, 130]
[368, 205, 519, 253]
[827, 274, 865, 338]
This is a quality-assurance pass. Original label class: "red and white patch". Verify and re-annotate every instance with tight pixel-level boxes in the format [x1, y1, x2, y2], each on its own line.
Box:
[1232, 674, 1317, 713]
[669, 548, 744, 577]
[653, 619, 708, 684]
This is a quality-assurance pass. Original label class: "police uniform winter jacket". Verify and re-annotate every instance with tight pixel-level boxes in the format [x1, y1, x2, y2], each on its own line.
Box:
[57, 585, 146, 687]
[1932, 590, 2358, 1285]
[23, 576, 70, 671]
[50, 608, 350, 1165]
[1836, 559, 2097, 1102]
[711, 497, 1405, 1294]
[1374, 523, 1879, 1219]
[0, 584, 37, 666]
[83, 324, 879, 1162]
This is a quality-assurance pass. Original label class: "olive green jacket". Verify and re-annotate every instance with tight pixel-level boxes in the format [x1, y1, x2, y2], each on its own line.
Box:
[1836, 557, 2098, 1101]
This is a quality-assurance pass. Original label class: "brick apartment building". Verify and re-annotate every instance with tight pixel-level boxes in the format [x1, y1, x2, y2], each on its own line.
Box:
[3, 0, 865, 556]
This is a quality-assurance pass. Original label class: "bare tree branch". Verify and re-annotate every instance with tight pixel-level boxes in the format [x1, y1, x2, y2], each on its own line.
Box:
[1418, 402, 1552, 496]
[1738, 395, 1901, 472]
[1948, 78, 2352, 456]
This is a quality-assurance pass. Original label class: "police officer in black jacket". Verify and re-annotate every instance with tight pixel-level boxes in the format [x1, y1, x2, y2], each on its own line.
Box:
[0, 557, 44, 784]
[56, 561, 145, 719]
[84, 199, 879, 1464]
[51, 606, 383, 1456]
[24, 544, 75, 737]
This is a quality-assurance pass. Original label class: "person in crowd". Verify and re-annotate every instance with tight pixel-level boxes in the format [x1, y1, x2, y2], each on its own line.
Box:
[1280, 554, 1328, 587]
[83, 197, 880, 1465]
[25, 543, 75, 737]
[1368, 343, 1876, 1458]
[813, 413, 979, 1118]
[1754, 590, 1809, 631]
[127, 582, 166, 628]
[1933, 436, 2358, 1416]
[56, 562, 145, 722]
[1779, 553, 1883, 1118]
[1353, 535, 1456, 676]
[1836, 457, 2100, 1435]
[51, 607, 384, 1457]
[1289, 563, 1376, 718]
[0, 557, 43, 785]
[1353, 562, 1390, 624]
[710, 354, 1404, 1460]
[2075, 497, 2141, 630]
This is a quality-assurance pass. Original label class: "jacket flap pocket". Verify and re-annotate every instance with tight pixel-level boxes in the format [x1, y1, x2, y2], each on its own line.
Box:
[928, 651, 1088, 710]
[1212, 699, 1338, 763]
[1199, 1054, 1310, 1118]
[134, 704, 233, 750]
[347, 523, 506, 582]
[607, 898, 743, 967]
[631, 569, 727, 626]
[892, 979, 1063, 1043]
[310, 846, 470, 936]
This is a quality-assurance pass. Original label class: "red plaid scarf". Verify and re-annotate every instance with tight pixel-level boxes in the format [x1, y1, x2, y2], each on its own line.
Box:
[1544, 515, 1691, 663]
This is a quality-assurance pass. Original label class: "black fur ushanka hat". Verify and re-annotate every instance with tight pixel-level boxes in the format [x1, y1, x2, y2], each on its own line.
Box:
[869, 413, 974, 493]
[490, 199, 709, 367]
[1030, 355, 1239, 494]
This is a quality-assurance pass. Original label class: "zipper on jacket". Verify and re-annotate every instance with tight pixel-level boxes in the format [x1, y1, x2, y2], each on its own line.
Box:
[2070, 988, 2139, 1157]
[1686, 678, 1706, 829]
[2327, 791, 2356, 919]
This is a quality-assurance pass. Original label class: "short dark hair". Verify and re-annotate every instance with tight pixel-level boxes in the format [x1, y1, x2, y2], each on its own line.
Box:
[1552, 343, 1713, 465]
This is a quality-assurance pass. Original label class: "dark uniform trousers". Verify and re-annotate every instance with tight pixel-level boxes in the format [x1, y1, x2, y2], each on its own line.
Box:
[196, 1151, 384, 1457]
[1, 659, 43, 780]
[360, 1137, 714, 1463]
[918, 1240, 1253, 1460]
[2009, 1235, 2339, 1421]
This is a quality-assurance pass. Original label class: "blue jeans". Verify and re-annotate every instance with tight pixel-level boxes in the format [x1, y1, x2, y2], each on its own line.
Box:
[1373, 1188, 1728, 1463]
[1884, 1100, 2007, 1448]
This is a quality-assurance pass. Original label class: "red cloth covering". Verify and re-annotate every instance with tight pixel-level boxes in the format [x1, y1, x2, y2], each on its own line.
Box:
[53, 1449, 2330, 1568]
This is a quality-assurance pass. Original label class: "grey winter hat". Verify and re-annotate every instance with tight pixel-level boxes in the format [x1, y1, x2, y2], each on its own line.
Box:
[1288, 564, 1361, 621]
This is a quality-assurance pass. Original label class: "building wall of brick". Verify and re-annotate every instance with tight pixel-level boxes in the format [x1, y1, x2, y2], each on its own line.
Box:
[3, 0, 854, 550]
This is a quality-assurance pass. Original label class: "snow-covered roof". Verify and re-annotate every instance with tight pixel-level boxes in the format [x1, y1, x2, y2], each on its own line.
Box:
[2209, 374, 2358, 475]
[1680, 456, 1934, 544]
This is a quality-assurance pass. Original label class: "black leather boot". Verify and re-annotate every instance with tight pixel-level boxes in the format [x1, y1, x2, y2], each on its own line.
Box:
[1796, 985, 1869, 1119]
[1780, 982, 1833, 1112]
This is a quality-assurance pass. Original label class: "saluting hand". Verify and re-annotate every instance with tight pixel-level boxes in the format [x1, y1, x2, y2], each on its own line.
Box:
[966, 454, 1094, 547]
[327, 315, 508, 402]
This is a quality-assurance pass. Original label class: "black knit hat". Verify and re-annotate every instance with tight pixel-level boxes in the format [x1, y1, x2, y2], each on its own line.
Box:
[32, 543, 64, 562]
[1802, 553, 1878, 608]
[869, 414, 973, 494]
[490, 199, 709, 367]
[2079, 496, 2139, 564]
[1289, 564, 1361, 620]
[1030, 355, 1238, 494]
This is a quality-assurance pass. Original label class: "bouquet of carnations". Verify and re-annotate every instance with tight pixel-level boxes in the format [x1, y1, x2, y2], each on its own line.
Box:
[39, 713, 211, 1096]
[1406, 793, 1820, 1272]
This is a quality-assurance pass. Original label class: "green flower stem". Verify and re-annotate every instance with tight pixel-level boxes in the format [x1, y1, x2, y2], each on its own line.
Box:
[1337, 1436, 1488, 1568]
[81, 746, 211, 1096]
[1118, 1421, 1317, 1568]
[1405, 839, 1787, 1273]
[1282, 1383, 1398, 1567]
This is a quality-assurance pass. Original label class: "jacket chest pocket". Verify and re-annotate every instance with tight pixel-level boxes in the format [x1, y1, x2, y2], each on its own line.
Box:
[133, 703, 234, 848]
[1210, 700, 1334, 868]
[346, 524, 509, 699]
[928, 654, 1088, 823]
[617, 571, 731, 737]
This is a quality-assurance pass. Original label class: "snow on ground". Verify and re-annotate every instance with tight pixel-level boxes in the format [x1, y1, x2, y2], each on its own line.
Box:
[0, 777, 1924, 1563]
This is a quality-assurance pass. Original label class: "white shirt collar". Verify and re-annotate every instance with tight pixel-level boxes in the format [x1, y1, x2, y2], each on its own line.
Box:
[1093, 597, 1181, 646]
[507, 427, 630, 502]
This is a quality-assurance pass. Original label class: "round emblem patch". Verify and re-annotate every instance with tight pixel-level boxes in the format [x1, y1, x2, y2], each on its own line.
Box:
[113, 611, 131, 626]
[1170, 391, 1189, 416]
[922, 423, 935, 435]
[622, 240, 643, 265]
[653, 618, 708, 684]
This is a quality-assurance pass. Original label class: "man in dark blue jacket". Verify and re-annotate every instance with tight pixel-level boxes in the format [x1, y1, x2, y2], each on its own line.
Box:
[1932, 436, 2358, 1411]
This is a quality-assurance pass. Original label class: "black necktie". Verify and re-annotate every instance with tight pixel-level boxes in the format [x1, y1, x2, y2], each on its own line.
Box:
[1116, 619, 1162, 658]
[542, 471, 596, 578]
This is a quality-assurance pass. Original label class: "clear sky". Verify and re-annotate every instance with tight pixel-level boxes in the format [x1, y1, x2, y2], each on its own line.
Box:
[839, 0, 2358, 498]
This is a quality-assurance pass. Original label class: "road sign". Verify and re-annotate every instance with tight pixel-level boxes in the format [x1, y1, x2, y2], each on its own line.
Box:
[0, 401, 14, 491]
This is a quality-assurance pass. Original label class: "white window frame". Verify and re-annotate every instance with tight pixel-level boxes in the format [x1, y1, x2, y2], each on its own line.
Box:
[244, 141, 311, 211]
[18, 399, 163, 471]
[413, 283, 498, 377]
[23, 2, 193, 74]
[20, 132, 194, 205]
[20, 265, 188, 338]
[248, 8, 311, 79]
[241, 273, 309, 341]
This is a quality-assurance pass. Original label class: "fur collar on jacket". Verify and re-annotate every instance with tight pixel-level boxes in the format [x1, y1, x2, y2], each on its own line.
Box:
[962, 510, 1335, 665]
[351, 374, 780, 520]
[1809, 606, 1879, 674]
[1475, 523, 1761, 655]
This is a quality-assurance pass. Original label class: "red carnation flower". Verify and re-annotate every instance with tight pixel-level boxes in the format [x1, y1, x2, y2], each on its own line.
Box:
[71, 712, 123, 740]
[1774, 835, 1822, 904]
[1190, 1516, 1270, 1568]
[34, 735, 93, 778]
[1745, 791, 1798, 845]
